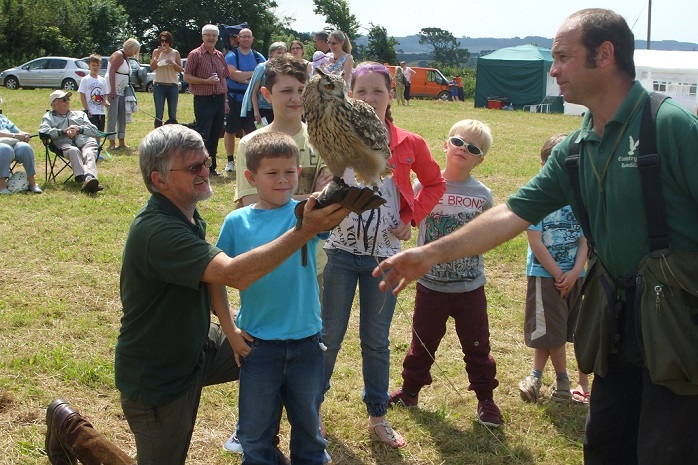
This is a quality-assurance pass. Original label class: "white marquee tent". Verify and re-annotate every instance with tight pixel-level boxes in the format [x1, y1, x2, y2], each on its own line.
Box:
[635, 49, 698, 113]
[565, 49, 698, 115]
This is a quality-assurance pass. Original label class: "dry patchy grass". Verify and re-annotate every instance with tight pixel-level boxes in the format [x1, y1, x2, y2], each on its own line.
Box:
[1, 90, 586, 464]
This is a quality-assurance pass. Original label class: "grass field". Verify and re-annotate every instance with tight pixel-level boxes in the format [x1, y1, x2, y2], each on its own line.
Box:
[0, 89, 588, 464]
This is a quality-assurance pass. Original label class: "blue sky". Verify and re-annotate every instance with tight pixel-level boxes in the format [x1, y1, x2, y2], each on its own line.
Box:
[274, 0, 697, 44]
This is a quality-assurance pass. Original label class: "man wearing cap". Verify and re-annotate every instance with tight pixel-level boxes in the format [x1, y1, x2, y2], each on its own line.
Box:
[400, 61, 416, 106]
[39, 90, 103, 193]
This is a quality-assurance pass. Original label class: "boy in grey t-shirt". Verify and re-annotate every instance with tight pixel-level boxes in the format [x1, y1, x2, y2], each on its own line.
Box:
[388, 120, 502, 428]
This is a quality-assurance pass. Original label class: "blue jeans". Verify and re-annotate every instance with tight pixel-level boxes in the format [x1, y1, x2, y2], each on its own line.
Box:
[0, 142, 36, 178]
[153, 83, 179, 125]
[322, 248, 397, 417]
[238, 333, 326, 465]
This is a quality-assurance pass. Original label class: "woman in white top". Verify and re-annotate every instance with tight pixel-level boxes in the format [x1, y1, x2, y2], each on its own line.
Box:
[150, 31, 182, 128]
[106, 38, 140, 150]
[325, 30, 354, 85]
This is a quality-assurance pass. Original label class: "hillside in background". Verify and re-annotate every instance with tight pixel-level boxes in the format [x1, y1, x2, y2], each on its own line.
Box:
[355, 35, 698, 55]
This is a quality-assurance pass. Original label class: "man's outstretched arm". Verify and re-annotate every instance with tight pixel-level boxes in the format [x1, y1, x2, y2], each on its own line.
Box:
[373, 204, 530, 294]
[202, 196, 349, 290]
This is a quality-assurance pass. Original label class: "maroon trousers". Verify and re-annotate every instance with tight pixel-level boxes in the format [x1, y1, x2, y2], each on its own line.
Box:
[400, 283, 498, 400]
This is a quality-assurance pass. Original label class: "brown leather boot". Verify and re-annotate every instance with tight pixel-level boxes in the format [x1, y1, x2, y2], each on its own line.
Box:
[45, 398, 135, 465]
[45, 399, 78, 465]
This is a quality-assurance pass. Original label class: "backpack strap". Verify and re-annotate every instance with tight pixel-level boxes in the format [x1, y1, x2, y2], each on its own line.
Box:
[233, 48, 262, 68]
[636, 92, 670, 255]
[565, 92, 670, 258]
[564, 129, 595, 254]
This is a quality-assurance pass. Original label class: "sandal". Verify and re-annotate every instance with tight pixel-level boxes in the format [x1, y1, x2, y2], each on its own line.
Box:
[571, 389, 590, 404]
[368, 418, 406, 448]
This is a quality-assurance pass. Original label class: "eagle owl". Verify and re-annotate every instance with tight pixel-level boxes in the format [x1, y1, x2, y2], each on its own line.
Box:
[302, 70, 393, 188]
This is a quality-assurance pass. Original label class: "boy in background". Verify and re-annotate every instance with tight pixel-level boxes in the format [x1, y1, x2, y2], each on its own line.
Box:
[518, 134, 589, 404]
[78, 55, 109, 144]
[211, 131, 327, 464]
[388, 119, 502, 427]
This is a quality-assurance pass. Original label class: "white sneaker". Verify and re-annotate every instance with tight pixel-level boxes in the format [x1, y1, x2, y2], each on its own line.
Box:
[225, 161, 235, 172]
[324, 449, 332, 463]
[223, 432, 243, 454]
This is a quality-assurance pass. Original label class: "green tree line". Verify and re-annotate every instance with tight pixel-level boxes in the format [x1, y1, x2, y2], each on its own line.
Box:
[1, 0, 476, 97]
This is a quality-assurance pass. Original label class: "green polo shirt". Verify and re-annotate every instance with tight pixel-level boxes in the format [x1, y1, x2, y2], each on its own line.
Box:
[507, 81, 698, 280]
[116, 193, 222, 406]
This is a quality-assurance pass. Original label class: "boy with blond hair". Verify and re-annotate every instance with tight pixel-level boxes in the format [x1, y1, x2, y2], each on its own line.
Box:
[388, 119, 502, 427]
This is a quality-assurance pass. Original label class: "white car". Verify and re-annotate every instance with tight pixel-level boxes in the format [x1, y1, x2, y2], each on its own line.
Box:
[1, 56, 89, 91]
[81, 56, 148, 91]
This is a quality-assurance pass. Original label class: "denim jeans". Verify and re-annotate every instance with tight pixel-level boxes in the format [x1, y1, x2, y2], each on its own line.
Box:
[238, 333, 326, 465]
[322, 248, 397, 417]
[0, 142, 36, 177]
[153, 83, 179, 125]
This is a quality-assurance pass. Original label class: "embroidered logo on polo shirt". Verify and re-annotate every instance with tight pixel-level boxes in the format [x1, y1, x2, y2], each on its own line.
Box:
[618, 135, 640, 168]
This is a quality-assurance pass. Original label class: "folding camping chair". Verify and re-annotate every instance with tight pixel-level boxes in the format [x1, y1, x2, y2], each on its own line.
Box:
[40, 130, 115, 183]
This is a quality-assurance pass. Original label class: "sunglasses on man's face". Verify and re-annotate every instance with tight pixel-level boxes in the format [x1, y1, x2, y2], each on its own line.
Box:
[59, 97, 70, 103]
[160, 38, 168, 43]
[170, 157, 212, 175]
[449, 137, 482, 156]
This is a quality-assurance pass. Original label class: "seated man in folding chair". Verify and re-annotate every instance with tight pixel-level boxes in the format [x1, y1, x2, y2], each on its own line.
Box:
[39, 90, 104, 193]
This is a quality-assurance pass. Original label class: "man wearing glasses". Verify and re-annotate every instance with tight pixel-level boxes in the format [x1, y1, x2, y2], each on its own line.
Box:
[44, 124, 350, 465]
[39, 90, 103, 193]
[223, 27, 266, 174]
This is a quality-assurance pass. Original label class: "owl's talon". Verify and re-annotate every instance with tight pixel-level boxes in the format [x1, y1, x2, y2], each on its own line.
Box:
[315, 181, 385, 214]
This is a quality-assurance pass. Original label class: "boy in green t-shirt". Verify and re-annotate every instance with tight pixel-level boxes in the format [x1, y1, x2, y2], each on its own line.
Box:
[234, 55, 331, 208]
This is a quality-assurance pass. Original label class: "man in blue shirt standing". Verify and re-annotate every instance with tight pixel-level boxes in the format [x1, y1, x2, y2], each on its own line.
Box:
[223, 27, 265, 174]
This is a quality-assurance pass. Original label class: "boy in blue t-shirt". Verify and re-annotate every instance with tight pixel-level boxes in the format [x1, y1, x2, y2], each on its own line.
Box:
[211, 131, 327, 463]
[518, 134, 590, 404]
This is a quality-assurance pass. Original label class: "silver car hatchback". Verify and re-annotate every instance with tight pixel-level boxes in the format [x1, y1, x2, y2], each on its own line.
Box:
[0, 56, 90, 91]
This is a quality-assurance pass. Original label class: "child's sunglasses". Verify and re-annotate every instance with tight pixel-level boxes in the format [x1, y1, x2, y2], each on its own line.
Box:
[449, 137, 483, 156]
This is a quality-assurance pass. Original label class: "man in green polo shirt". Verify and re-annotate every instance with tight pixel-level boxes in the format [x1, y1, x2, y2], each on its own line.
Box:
[374, 8, 698, 465]
[43, 124, 349, 465]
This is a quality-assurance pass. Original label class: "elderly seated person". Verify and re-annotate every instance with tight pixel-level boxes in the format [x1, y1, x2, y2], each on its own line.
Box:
[0, 112, 42, 194]
[39, 90, 103, 193]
